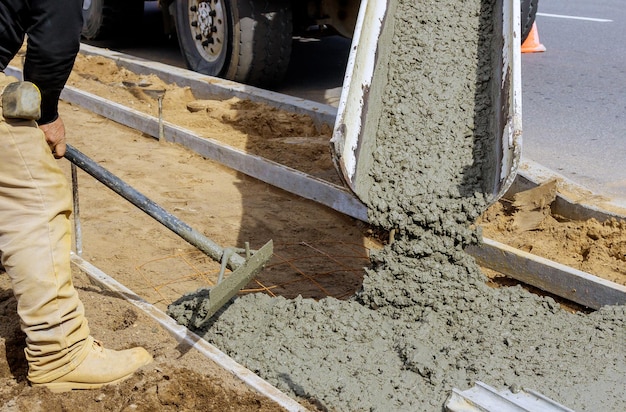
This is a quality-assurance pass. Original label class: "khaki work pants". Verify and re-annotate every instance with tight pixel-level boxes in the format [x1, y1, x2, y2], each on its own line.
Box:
[0, 74, 90, 383]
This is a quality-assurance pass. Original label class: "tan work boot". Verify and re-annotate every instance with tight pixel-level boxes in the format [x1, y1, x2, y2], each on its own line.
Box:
[32, 339, 153, 393]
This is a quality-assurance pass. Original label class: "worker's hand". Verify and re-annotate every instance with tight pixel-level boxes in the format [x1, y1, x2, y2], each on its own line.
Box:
[39, 117, 66, 158]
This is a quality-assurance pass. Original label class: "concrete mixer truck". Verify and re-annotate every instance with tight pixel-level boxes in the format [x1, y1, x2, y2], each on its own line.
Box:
[81, 0, 539, 87]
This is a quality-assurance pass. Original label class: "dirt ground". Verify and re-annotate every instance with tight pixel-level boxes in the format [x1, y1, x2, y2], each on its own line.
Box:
[479, 180, 626, 286]
[0, 53, 624, 410]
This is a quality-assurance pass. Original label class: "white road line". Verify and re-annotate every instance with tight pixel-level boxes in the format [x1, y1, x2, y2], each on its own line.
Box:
[537, 12, 613, 23]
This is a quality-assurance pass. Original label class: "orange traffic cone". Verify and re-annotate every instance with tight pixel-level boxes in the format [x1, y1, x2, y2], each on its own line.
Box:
[522, 22, 546, 53]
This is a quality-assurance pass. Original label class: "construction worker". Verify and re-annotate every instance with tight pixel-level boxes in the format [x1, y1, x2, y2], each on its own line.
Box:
[0, 0, 152, 392]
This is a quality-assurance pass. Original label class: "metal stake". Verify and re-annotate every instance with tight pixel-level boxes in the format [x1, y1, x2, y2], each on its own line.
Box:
[157, 92, 165, 142]
[71, 163, 83, 256]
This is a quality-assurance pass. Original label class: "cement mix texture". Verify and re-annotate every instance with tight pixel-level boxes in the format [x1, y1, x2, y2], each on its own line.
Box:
[168, 0, 626, 410]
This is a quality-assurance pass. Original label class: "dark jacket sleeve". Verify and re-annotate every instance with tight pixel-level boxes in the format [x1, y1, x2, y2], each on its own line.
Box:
[22, 0, 83, 124]
[0, 0, 27, 71]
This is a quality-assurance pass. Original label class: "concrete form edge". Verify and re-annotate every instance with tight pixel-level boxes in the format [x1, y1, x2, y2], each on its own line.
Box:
[55, 84, 368, 221]
[70, 252, 308, 412]
[511, 158, 626, 221]
[78, 44, 338, 128]
[468, 238, 626, 310]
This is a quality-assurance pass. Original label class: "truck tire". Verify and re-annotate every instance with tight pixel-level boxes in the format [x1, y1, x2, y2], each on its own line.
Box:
[175, 0, 292, 87]
[520, 0, 539, 43]
[82, 0, 144, 40]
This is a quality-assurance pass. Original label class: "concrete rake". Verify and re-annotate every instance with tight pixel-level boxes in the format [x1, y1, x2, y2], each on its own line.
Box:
[65, 143, 273, 323]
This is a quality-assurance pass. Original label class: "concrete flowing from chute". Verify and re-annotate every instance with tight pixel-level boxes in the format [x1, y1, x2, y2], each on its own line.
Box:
[168, 0, 626, 410]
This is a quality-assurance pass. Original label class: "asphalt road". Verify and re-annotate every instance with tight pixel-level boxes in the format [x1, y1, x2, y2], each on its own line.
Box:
[93, 0, 626, 207]
[522, 0, 626, 206]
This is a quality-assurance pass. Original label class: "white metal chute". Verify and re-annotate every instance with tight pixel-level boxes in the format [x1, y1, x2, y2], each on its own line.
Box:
[329, 0, 522, 206]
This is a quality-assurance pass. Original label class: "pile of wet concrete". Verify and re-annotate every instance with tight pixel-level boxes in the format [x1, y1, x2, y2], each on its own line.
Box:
[168, 0, 626, 410]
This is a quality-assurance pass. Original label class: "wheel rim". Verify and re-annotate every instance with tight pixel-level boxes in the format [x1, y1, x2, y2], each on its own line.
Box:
[187, 0, 227, 63]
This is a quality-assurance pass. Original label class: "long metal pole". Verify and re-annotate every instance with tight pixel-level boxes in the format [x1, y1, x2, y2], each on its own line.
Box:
[64, 144, 245, 270]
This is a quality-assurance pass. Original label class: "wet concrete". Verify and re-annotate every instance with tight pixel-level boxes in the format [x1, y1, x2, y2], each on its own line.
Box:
[168, 0, 626, 410]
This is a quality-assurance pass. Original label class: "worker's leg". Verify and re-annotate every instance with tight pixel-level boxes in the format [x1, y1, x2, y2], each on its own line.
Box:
[0, 90, 151, 389]
[0, 111, 92, 382]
